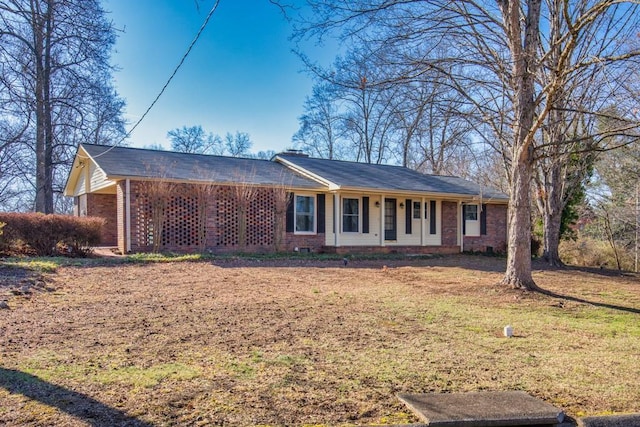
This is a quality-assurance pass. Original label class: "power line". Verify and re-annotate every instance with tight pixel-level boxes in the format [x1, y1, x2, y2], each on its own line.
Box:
[86, 0, 221, 159]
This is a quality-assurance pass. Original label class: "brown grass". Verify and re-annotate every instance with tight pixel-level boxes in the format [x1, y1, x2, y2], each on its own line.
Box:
[1, 255, 639, 426]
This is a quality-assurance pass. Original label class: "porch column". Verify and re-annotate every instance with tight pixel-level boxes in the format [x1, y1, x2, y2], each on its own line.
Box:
[333, 193, 340, 247]
[380, 195, 385, 247]
[421, 196, 426, 246]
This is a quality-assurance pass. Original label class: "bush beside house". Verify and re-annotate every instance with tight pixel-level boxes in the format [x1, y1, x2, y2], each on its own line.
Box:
[0, 213, 103, 256]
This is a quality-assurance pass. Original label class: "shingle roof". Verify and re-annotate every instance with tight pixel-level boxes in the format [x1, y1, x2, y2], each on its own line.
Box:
[81, 144, 324, 189]
[78, 144, 508, 201]
[276, 154, 509, 201]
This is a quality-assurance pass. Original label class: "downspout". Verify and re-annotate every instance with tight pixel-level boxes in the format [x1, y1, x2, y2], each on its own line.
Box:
[126, 179, 131, 253]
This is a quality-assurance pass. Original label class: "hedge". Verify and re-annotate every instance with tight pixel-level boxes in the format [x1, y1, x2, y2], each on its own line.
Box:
[0, 213, 104, 256]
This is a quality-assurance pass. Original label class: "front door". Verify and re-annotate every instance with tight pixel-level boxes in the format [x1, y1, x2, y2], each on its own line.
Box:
[384, 198, 397, 241]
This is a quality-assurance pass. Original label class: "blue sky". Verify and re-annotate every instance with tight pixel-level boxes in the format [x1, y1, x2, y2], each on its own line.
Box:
[104, 0, 329, 154]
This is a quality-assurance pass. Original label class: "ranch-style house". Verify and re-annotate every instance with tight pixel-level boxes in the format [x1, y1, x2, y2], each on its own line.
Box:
[64, 144, 508, 254]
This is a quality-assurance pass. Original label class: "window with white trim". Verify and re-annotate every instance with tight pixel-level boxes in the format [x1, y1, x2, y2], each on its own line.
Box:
[464, 204, 480, 236]
[295, 195, 315, 233]
[413, 201, 421, 219]
[342, 198, 359, 232]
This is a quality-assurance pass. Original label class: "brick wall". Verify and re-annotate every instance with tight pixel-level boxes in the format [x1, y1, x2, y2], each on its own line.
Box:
[85, 193, 117, 246]
[126, 181, 286, 253]
[284, 233, 326, 253]
[463, 203, 507, 253]
[441, 201, 459, 246]
[115, 180, 506, 254]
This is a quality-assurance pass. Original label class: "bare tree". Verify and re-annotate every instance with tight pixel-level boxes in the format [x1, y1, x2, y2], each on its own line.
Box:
[137, 177, 178, 253]
[0, 0, 125, 213]
[399, 76, 474, 175]
[272, 181, 292, 251]
[231, 169, 257, 248]
[168, 125, 223, 155]
[224, 132, 253, 157]
[293, 82, 344, 159]
[190, 166, 219, 252]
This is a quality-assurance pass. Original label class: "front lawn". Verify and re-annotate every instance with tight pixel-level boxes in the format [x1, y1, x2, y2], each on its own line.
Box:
[1, 255, 639, 426]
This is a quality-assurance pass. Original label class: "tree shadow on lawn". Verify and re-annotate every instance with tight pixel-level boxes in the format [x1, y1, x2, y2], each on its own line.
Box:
[536, 287, 640, 315]
[531, 262, 640, 315]
[0, 367, 154, 427]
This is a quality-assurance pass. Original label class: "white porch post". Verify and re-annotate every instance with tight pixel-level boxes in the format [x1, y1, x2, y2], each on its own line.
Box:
[334, 193, 340, 247]
[380, 195, 385, 247]
[421, 196, 426, 246]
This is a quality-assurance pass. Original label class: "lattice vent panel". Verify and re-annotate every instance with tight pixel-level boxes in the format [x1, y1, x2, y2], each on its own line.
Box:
[246, 188, 275, 246]
[134, 195, 153, 247]
[133, 185, 202, 249]
[215, 187, 238, 246]
[214, 186, 275, 247]
[162, 194, 199, 247]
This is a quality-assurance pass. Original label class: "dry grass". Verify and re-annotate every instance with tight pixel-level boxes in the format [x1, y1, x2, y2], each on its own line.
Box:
[1, 255, 639, 426]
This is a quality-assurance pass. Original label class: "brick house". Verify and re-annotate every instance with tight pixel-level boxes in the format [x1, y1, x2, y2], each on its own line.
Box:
[64, 144, 508, 254]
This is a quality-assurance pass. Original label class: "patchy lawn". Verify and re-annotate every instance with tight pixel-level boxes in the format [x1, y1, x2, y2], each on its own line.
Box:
[1, 255, 639, 426]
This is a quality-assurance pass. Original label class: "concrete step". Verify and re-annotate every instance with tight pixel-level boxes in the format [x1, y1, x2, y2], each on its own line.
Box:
[397, 391, 567, 427]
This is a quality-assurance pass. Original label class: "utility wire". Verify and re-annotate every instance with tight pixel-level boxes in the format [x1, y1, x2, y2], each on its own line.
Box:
[86, 0, 221, 159]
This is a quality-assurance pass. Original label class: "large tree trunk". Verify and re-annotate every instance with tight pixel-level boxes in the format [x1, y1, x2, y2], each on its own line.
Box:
[502, 154, 538, 289]
[498, 0, 541, 290]
[540, 163, 564, 266]
[33, 0, 55, 213]
[33, 1, 47, 213]
[43, 0, 54, 214]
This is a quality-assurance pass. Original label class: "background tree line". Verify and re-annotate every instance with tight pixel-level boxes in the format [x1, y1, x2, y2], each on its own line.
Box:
[161, 125, 276, 160]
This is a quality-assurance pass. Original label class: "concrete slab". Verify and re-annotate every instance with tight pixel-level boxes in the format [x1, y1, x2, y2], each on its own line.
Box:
[578, 414, 640, 427]
[397, 391, 565, 427]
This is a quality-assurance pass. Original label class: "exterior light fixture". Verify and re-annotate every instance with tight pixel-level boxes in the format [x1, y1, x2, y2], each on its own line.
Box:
[399, 202, 405, 209]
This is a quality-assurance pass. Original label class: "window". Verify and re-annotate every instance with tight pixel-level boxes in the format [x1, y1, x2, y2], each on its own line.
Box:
[464, 204, 478, 221]
[342, 198, 359, 232]
[413, 201, 421, 219]
[295, 195, 315, 233]
[464, 204, 480, 236]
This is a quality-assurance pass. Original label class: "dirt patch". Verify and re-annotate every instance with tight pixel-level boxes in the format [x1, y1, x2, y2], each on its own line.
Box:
[1, 255, 639, 426]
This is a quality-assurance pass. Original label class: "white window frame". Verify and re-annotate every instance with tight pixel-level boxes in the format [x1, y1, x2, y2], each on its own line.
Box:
[342, 197, 360, 233]
[413, 201, 421, 219]
[294, 194, 316, 234]
[464, 204, 480, 236]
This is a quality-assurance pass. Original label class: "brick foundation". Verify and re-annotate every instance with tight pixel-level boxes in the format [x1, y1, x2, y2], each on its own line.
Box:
[284, 233, 326, 253]
[325, 245, 460, 255]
